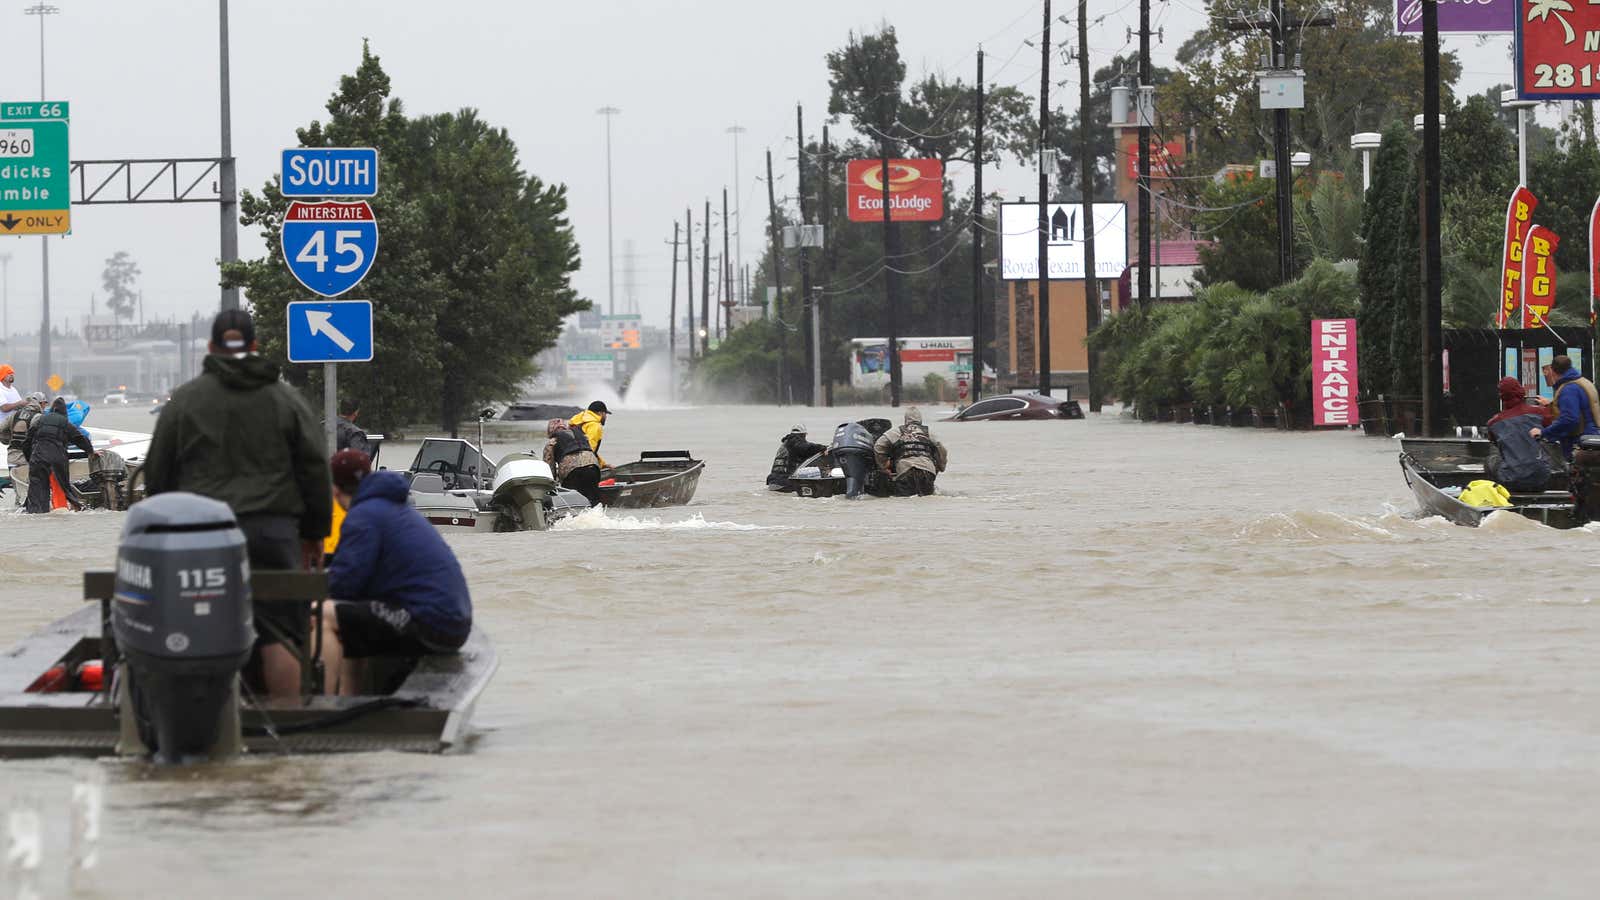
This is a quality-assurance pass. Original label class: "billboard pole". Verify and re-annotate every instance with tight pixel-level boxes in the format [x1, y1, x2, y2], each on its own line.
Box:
[971, 48, 985, 404]
[821, 125, 835, 407]
[1080, 0, 1101, 412]
[881, 150, 901, 407]
[1036, 0, 1052, 396]
[1421, 0, 1444, 436]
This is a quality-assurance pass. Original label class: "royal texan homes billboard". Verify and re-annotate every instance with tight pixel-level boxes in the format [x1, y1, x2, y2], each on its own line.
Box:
[1395, 0, 1513, 34]
[998, 202, 1129, 280]
[1518, 0, 1600, 97]
[845, 159, 943, 222]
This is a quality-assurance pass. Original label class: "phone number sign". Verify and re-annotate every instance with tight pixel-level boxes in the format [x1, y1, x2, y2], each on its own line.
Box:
[1518, 0, 1600, 98]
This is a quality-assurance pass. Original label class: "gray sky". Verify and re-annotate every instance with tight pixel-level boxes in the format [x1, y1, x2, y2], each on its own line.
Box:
[0, 1, 1511, 346]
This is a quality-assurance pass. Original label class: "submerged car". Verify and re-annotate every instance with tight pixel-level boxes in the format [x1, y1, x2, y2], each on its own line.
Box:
[945, 393, 1083, 422]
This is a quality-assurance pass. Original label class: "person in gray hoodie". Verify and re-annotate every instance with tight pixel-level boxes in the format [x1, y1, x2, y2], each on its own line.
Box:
[873, 406, 948, 497]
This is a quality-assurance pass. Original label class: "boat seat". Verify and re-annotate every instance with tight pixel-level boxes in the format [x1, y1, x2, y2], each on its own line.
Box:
[410, 472, 446, 493]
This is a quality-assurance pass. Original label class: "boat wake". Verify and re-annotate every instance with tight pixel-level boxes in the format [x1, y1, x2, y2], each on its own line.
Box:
[550, 507, 788, 532]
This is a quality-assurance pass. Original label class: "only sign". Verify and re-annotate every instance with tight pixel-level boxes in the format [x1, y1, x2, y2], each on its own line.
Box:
[281, 200, 378, 297]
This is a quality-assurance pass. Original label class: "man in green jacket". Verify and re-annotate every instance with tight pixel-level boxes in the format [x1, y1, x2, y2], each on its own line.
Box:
[143, 309, 332, 701]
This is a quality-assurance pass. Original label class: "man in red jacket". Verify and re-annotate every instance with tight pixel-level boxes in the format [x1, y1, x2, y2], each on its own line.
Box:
[1487, 377, 1552, 429]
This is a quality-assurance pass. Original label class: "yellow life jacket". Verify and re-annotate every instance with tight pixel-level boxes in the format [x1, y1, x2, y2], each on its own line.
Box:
[324, 500, 347, 555]
[1458, 480, 1512, 508]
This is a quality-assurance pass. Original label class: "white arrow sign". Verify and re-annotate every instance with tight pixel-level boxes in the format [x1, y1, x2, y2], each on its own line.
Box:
[306, 309, 355, 352]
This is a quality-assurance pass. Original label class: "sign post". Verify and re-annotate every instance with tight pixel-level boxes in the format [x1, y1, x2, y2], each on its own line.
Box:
[0, 101, 69, 235]
[280, 147, 380, 453]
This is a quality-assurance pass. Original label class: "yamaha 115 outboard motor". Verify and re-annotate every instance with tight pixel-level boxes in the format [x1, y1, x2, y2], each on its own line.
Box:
[829, 421, 879, 499]
[112, 492, 253, 764]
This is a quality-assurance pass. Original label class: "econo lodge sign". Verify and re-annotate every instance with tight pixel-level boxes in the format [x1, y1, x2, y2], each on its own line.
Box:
[1517, 0, 1600, 97]
[846, 159, 944, 222]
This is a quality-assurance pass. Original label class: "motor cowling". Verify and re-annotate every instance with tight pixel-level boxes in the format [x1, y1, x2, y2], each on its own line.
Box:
[112, 492, 253, 764]
[1572, 435, 1600, 521]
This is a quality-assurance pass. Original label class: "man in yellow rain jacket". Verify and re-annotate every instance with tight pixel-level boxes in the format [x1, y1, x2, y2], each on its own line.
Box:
[569, 401, 611, 469]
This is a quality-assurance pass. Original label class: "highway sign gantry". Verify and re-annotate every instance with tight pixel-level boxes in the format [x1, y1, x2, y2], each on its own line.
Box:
[287, 300, 373, 363]
[281, 200, 378, 297]
[280, 147, 379, 198]
[0, 101, 69, 235]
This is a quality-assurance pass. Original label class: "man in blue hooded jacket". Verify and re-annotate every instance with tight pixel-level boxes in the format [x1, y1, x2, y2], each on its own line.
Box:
[315, 449, 473, 695]
[1530, 355, 1600, 459]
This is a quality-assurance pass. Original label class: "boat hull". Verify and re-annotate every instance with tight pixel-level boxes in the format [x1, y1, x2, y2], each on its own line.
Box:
[1399, 438, 1583, 528]
[599, 452, 704, 508]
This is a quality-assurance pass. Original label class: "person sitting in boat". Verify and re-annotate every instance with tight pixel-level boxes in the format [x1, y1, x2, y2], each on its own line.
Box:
[766, 425, 825, 492]
[1530, 355, 1600, 459]
[873, 406, 949, 497]
[569, 401, 611, 469]
[1485, 377, 1555, 492]
[315, 450, 473, 696]
[543, 417, 604, 507]
[336, 398, 374, 456]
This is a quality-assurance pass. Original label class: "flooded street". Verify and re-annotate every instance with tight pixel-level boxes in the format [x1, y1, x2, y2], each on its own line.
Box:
[3, 404, 1598, 897]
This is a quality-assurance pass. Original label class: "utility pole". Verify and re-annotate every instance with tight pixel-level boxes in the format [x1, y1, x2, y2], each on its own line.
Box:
[1223, 10, 1332, 285]
[820, 125, 835, 406]
[685, 208, 696, 362]
[879, 142, 901, 406]
[1137, 0, 1152, 309]
[668, 221, 680, 403]
[722, 187, 732, 339]
[1036, 0, 1053, 395]
[1421, 1, 1444, 436]
[726, 125, 747, 304]
[701, 198, 711, 358]
[26, 3, 59, 384]
[767, 148, 788, 404]
[597, 106, 621, 315]
[797, 104, 815, 405]
[1080, 0, 1101, 412]
[971, 48, 986, 404]
[218, 0, 239, 311]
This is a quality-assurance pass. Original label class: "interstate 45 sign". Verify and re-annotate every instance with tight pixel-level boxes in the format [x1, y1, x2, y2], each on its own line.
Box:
[281, 200, 378, 297]
[1518, 0, 1600, 98]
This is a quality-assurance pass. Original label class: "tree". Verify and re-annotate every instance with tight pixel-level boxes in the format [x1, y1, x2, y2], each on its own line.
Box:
[1356, 122, 1418, 397]
[101, 251, 140, 321]
[1193, 173, 1282, 292]
[223, 43, 586, 433]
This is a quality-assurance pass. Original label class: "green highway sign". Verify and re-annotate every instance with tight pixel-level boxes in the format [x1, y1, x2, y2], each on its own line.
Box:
[0, 101, 69, 235]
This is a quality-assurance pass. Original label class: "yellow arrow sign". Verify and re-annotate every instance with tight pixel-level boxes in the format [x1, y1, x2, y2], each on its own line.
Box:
[45, 373, 63, 393]
[0, 210, 69, 235]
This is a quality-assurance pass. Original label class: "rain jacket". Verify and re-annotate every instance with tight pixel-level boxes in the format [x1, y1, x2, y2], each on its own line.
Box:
[144, 353, 332, 540]
[569, 409, 609, 468]
[328, 471, 472, 640]
[1543, 368, 1600, 457]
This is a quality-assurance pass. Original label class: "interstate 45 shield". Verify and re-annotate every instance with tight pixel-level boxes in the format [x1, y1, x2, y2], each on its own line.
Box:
[281, 200, 378, 297]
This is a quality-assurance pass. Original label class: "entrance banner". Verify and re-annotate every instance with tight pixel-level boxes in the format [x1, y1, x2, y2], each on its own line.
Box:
[1311, 318, 1359, 426]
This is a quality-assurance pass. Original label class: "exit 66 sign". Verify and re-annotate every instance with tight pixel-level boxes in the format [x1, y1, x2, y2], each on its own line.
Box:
[281, 200, 378, 297]
[1518, 0, 1600, 98]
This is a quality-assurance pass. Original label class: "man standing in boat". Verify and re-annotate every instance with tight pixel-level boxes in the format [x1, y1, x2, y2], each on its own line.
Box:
[143, 309, 332, 701]
[1530, 356, 1600, 459]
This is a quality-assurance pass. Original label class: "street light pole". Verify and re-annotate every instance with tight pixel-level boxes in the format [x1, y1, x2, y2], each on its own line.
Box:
[726, 124, 746, 304]
[25, 3, 59, 385]
[597, 106, 621, 316]
[218, 0, 239, 311]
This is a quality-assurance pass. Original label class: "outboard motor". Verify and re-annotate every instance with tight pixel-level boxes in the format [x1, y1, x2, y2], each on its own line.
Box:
[89, 450, 128, 510]
[1573, 435, 1600, 522]
[112, 493, 253, 764]
[829, 422, 879, 499]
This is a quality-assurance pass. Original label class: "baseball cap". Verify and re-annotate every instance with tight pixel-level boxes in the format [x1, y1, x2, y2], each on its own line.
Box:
[210, 309, 256, 352]
[790, 424, 807, 434]
[329, 449, 372, 492]
[588, 400, 610, 414]
[26, 391, 45, 403]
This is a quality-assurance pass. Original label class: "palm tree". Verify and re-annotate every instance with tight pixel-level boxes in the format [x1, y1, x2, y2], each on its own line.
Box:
[1528, 0, 1577, 46]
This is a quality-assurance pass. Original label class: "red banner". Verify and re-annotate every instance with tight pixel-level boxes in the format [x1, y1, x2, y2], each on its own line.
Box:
[845, 159, 944, 222]
[1122, 140, 1185, 180]
[1517, 0, 1600, 98]
[1521, 223, 1559, 328]
[1500, 185, 1537, 327]
[1311, 318, 1359, 426]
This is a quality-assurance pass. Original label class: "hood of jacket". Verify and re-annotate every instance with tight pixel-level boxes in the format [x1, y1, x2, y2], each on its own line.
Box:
[351, 470, 411, 507]
[202, 352, 282, 392]
[570, 409, 604, 429]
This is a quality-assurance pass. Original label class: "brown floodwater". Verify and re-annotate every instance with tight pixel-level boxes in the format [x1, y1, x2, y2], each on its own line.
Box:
[2, 402, 1597, 897]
